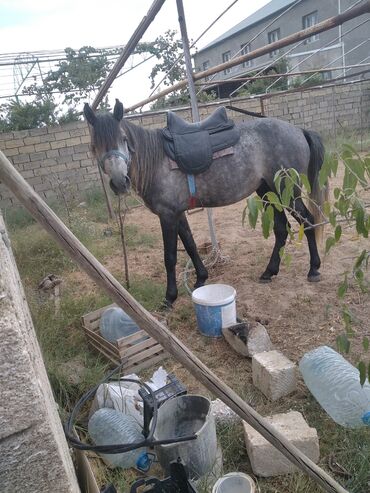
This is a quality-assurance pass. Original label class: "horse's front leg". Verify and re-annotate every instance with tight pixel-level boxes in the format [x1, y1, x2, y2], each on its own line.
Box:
[178, 212, 208, 289]
[159, 214, 179, 308]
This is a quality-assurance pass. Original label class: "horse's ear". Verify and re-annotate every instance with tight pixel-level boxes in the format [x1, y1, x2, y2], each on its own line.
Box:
[84, 103, 96, 126]
[114, 99, 124, 121]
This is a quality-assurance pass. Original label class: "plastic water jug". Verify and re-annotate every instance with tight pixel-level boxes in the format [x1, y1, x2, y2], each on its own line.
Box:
[88, 408, 150, 470]
[99, 306, 140, 343]
[299, 346, 370, 428]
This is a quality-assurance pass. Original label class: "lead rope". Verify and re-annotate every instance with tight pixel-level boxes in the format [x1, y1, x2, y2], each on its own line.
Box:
[117, 195, 130, 290]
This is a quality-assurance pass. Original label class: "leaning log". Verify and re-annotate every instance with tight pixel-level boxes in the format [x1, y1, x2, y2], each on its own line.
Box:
[0, 151, 348, 493]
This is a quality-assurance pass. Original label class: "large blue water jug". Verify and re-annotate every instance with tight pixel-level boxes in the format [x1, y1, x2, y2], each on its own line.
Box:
[99, 306, 140, 343]
[88, 408, 150, 470]
[299, 346, 370, 428]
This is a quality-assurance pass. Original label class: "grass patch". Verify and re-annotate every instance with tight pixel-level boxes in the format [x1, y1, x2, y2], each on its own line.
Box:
[3, 206, 36, 230]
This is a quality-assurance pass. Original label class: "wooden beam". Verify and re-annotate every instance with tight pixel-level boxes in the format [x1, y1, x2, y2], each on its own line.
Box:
[125, 0, 370, 112]
[0, 151, 348, 493]
[194, 63, 370, 85]
[91, 0, 166, 110]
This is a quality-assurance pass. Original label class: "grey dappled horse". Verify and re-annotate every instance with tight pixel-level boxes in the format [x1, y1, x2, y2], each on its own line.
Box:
[84, 100, 326, 308]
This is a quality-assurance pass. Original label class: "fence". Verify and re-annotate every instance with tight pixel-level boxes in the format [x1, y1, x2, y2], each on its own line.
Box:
[0, 79, 369, 210]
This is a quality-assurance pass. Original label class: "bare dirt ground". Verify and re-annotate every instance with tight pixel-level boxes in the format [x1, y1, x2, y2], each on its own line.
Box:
[119, 186, 369, 368]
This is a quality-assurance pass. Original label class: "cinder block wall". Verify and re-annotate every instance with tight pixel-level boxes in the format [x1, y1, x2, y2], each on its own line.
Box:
[0, 81, 368, 210]
[0, 214, 80, 492]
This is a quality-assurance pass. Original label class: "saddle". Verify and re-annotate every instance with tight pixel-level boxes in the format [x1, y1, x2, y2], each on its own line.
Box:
[161, 106, 240, 175]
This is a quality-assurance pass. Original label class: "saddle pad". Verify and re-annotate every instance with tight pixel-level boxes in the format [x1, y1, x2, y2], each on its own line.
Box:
[167, 147, 235, 170]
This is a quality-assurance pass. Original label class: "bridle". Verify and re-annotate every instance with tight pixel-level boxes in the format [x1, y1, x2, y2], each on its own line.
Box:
[97, 149, 131, 174]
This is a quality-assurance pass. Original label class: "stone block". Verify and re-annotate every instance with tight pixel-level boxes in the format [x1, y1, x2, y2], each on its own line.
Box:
[252, 350, 296, 401]
[243, 411, 319, 477]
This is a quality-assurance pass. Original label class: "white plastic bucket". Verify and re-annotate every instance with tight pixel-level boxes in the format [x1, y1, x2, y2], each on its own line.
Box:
[192, 284, 236, 338]
[212, 472, 256, 493]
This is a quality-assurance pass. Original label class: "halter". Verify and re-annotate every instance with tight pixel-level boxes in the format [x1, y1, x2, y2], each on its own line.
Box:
[98, 149, 131, 174]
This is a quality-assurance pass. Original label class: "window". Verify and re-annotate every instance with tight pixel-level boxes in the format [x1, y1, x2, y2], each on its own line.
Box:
[241, 43, 253, 68]
[203, 60, 210, 80]
[268, 29, 280, 57]
[303, 11, 318, 43]
[222, 51, 231, 74]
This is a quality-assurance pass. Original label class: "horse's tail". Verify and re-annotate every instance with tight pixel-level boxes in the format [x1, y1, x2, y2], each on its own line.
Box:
[302, 129, 328, 245]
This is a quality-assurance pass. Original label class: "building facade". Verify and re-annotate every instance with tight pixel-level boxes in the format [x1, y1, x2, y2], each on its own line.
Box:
[193, 0, 369, 96]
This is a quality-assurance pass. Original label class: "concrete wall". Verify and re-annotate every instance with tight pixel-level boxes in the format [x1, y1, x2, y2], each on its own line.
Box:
[0, 214, 80, 493]
[0, 80, 369, 210]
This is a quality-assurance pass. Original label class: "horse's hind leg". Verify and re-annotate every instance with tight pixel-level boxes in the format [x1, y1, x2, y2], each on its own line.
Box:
[178, 213, 208, 289]
[257, 182, 290, 283]
[291, 197, 321, 282]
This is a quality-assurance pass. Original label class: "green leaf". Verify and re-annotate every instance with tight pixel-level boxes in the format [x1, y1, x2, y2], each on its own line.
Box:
[273, 171, 283, 195]
[337, 274, 348, 299]
[323, 201, 331, 216]
[329, 212, 336, 228]
[363, 337, 369, 352]
[334, 225, 342, 242]
[336, 333, 350, 354]
[333, 188, 341, 200]
[358, 361, 366, 386]
[325, 236, 336, 254]
[261, 206, 274, 239]
[247, 196, 258, 229]
[355, 206, 366, 236]
[298, 223, 305, 242]
[265, 192, 283, 212]
[299, 173, 311, 194]
[354, 250, 367, 269]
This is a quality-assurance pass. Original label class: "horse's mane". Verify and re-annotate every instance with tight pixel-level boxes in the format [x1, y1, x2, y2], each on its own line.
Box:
[92, 113, 164, 198]
[122, 119, 164, 197]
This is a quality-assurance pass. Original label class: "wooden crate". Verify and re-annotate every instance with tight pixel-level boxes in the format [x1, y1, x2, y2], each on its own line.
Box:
[81, 304, 166, 373]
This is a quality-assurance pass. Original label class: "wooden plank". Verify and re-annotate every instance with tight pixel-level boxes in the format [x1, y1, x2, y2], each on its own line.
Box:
[125, 345, 165, 365]
[0, 150, 349, 493]
[116, 329, 148, 348]
[119, 337, 157, 357]
[84, 328, 119, 356]
[86, 340, 121, 366]
[124, 352, 168, 375]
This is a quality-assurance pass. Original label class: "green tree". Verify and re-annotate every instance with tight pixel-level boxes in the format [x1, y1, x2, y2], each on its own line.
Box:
[245, 144, 370, 382]
[0, 98, 57, 132]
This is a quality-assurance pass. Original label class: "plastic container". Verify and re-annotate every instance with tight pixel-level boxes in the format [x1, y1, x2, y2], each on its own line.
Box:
[212, 472, 256, 493]
[153, 394, 219, 480]
[192, 284, 236, 337]
[299, 346, 370, 428]
[99, 306, 141, 343]
[88, 408, 150, 470]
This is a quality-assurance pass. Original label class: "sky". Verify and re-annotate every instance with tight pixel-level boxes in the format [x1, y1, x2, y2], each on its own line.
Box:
[0, 0, 270, 109]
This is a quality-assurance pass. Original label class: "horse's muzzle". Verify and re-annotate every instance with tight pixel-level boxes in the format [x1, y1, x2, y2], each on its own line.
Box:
[109, 177, 131, 195]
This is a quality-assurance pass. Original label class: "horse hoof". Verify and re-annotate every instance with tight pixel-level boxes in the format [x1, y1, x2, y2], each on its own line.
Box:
[159, 299, 173, 312]
[194, 281, 205, 290]
[259, 276, 272, 284]
[307, 273, 321, 283]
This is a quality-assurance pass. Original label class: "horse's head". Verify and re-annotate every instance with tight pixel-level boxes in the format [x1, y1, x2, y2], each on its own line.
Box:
[84, 99, 131, 195]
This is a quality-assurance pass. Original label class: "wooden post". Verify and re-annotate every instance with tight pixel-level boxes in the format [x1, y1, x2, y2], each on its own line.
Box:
[176, 0, 219, 252]
[0, 151, 348, 493]
[125, 0, 370, 112]
[91, 0, 166, 110]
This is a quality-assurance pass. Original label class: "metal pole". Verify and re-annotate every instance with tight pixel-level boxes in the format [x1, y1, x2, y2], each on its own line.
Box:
[176, 0, 219, 251]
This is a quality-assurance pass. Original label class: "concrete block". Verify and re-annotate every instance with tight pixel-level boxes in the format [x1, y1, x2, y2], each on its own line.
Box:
[243, 411, 319, 477]
[252, 350, 296, 401]
[223, 322, 273, 357]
